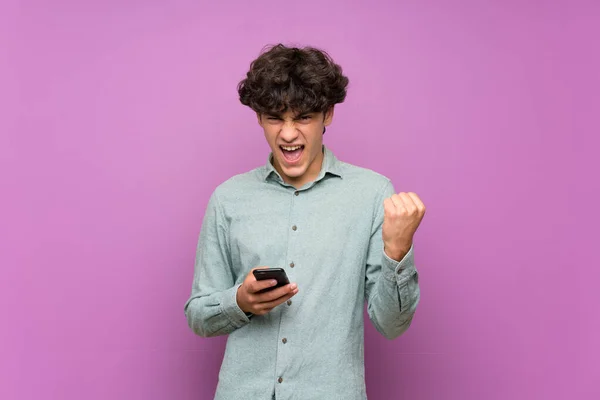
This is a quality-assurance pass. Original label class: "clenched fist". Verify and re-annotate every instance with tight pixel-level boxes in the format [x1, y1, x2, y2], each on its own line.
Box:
[382, 192, 426, 261]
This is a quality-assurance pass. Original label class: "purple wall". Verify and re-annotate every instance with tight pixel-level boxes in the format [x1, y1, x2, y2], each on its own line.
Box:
[2, 1, 599, 399]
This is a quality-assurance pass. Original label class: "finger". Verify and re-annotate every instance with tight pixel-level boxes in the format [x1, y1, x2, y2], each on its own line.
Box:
[390, 194, 406, 210]
[406, 192, 426, 214]
[256, 283, 298, 302]
[258, 288, 298, 310]
[246, 266, 276, 292]
[383, 198, 395, 215]
[247, 278, 278, 294]
[398, 192, 417, 214]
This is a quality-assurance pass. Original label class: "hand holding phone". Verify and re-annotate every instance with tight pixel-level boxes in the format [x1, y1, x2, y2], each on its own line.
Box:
[252, 268, 290, 293]
[236, 267, 298, 316]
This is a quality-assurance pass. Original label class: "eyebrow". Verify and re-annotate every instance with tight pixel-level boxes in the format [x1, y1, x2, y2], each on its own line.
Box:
[266, 112, 313, 119]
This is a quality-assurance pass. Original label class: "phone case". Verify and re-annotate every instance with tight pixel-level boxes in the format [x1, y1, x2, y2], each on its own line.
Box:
[253, 268, 290, 293]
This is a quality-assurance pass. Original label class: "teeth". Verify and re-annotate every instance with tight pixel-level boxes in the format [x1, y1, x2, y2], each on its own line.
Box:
[281, 145, 302, 151]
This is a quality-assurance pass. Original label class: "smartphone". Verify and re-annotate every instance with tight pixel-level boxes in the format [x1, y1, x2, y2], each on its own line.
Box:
[252, 268, 290, 293]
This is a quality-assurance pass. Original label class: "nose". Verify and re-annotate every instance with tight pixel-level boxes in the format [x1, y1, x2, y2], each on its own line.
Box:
[279, 121, 299, 142]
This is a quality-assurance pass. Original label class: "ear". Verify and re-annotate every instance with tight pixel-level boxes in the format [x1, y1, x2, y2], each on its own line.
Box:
[256, 112, 264, 128]
[323, 106, 335, 126]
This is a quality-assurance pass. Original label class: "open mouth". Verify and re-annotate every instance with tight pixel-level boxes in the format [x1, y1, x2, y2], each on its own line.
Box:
[280, 145, 304, 164]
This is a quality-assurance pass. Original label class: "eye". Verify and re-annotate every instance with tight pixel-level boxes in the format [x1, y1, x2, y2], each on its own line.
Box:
[297, 115, 312, 122]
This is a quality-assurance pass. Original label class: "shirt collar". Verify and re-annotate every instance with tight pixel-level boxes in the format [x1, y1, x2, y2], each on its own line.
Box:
[262, 145, 343, 183]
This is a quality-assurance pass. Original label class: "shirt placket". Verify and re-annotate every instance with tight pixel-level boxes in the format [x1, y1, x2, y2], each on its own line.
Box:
[274, 188, 302, 399]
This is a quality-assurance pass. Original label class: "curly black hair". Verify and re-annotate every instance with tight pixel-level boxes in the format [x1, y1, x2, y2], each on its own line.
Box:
[238, 44, 349, 116]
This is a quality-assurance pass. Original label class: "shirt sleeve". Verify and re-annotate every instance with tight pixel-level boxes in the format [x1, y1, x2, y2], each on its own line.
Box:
[184, 190, 251, 337]
[364, 179, 421, 340]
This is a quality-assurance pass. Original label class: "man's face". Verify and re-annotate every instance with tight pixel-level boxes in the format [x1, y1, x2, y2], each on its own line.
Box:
[258, 108, 334, 188]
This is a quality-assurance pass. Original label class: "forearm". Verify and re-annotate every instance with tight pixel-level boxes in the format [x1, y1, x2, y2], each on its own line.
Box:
[185, 284, 250, 338]
[367, 245, 420, 339]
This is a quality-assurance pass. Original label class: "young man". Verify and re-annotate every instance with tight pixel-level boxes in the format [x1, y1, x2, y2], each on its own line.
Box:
[185, 44, 425, 400]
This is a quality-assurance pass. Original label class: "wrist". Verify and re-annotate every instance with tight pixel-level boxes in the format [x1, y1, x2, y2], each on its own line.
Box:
[384, 242, 411, 262]
[236, 285, 250, 314]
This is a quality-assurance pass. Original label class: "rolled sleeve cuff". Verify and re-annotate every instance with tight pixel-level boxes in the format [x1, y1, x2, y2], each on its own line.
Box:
[382, 244, 417, 285]
[220, 283, 251, 328]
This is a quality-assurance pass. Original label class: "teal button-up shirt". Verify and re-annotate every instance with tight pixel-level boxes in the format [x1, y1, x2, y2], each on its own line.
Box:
[185, 146, 420, 399]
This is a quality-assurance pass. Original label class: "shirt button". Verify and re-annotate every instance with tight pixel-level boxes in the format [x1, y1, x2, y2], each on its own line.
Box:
[290, 262, 295, 268]
[294, 191, 299, 196]
[278, 377, 283, 383]
[287, 300, 292, 306]
[282, 338, 287, 344]
[292, 225, 297, 231]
